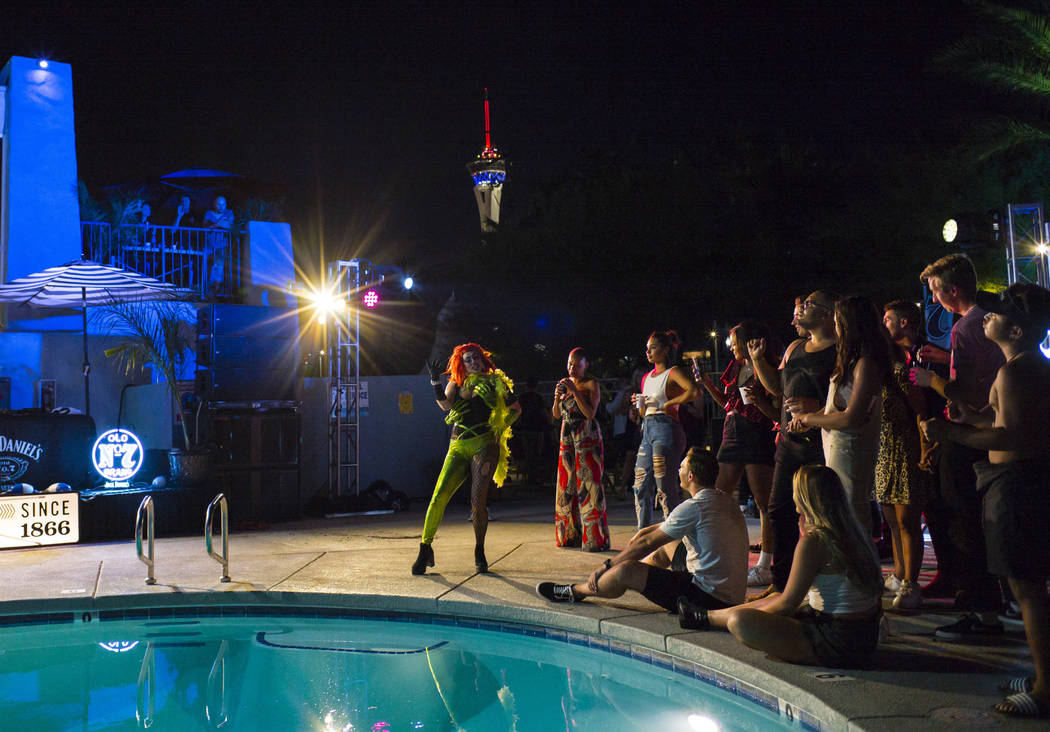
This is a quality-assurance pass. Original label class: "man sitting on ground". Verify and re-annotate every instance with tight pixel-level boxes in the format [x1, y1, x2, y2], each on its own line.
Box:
[536, 447, 748, 612]
[922, 283, 1050, 719]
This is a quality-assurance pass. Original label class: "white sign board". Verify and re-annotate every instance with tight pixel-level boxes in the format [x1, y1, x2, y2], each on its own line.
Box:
[0, 492, 79, 548]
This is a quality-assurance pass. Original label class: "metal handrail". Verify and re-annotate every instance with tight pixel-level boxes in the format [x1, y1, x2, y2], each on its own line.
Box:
[135, 496, 156, 585]
[206, 640, 230, 728]
[205, 493, 231, 582]
[136, 642, 155, 729]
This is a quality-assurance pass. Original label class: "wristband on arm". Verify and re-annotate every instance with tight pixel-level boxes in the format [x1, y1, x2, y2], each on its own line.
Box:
[432, 380, 445, 401]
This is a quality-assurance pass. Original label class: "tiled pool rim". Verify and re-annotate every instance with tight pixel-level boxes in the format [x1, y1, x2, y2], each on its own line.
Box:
[0, 591, 846, 732]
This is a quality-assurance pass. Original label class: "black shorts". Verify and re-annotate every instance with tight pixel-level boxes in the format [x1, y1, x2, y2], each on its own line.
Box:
[717, 414, 775, 465]
[798, 607, 880, 668]
[977, 459, 1050, 581]
[641, 566, 732, 612]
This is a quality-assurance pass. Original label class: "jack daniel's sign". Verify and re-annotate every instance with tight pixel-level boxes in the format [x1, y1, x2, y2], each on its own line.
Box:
[0, 434, 45, 484]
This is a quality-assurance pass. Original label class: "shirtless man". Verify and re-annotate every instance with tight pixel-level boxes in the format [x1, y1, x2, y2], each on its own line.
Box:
[922, 283, 1050, 719]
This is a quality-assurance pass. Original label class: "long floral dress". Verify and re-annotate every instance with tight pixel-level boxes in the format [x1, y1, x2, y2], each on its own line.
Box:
[555, 391, 610, 550]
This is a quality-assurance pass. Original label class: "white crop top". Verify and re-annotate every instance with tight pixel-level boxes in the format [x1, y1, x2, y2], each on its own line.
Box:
[806, 571, 879, 614]
[642, 368, 671, 416]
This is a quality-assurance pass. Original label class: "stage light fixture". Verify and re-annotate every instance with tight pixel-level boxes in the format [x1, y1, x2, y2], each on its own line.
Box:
[363, 290, 379, 308]
[403, 275, 414, 290]
[37, 58, 48, 69]
[942, 219, 958, 244]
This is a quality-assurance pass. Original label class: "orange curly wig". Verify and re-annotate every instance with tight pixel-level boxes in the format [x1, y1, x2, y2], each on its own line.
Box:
[446, 343, 495, 386]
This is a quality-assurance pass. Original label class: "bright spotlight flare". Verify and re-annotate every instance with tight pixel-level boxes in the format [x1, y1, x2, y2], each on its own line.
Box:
[403, 275, 414, 290]
[306, 285, 347, 324]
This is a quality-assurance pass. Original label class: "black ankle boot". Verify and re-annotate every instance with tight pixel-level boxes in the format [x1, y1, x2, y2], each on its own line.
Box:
[677, 596, 710, 630]
[474, 545, 488, 573]
[411, 543, 435, 575]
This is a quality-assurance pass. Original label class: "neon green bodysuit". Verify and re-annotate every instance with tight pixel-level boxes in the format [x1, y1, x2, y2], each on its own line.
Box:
[421, 370, 517, 544]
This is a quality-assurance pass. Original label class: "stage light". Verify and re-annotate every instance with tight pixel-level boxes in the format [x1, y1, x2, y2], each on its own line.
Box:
[403, 276, 415, 290]
[306, 286, 346, 324]
[37, 58, 49, 69]
[942, 219, 958, 243]
[363, 290, 379, 308]
[1037, 244, 1049, 256]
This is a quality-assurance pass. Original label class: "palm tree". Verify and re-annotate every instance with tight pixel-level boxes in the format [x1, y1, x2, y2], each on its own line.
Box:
[99, 299, 198, 451]
[936, 1, 1050, 159]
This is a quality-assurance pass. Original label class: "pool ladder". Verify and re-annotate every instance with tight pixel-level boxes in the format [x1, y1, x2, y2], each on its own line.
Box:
[205, 493, 231, 582]
[135, 496, 156, 585]
[134, 493, 232, 584]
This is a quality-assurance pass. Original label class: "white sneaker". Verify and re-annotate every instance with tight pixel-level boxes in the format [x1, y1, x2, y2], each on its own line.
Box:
[747, 564, 772, 587]
[883, 574, 902, 593]
[892, 580, 922, 611]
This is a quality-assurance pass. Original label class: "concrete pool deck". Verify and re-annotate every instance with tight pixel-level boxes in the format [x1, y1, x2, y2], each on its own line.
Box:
[0, 489, 1042, 731]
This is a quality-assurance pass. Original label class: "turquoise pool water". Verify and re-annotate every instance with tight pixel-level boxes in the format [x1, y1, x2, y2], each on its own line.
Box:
[0, 607, 796, 731]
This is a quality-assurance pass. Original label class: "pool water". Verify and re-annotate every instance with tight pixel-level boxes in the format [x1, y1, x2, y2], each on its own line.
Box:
[0, 610, 793, 731]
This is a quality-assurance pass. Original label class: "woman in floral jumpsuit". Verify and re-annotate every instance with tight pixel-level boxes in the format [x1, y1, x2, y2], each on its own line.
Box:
[553, 348, 609, 551]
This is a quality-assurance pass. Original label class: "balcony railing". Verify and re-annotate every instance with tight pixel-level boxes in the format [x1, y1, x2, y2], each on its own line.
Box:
[81, 222, 241, 300]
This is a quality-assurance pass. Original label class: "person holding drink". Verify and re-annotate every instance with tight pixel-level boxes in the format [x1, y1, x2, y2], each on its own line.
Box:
[631, 330, 699, 530]
[696, 321, 779, 586]
[552, 348, 609, 551]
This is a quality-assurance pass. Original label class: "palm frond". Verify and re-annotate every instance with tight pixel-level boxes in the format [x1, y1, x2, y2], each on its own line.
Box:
[97, 298, 197, 448]
[959, 116, 1050, 160]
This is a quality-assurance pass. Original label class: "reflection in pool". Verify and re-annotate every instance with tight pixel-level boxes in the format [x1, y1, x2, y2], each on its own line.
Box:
[0, 612, 792, 731]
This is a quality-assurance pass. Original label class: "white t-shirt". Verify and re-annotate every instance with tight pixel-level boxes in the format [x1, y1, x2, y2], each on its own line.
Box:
[659, 488, 748, 604]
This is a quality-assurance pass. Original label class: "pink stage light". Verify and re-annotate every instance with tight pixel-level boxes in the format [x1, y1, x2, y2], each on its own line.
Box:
[363, 290, 380, 308]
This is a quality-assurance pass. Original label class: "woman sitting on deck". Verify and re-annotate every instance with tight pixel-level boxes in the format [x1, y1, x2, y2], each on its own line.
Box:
[678, 465, 883, 668]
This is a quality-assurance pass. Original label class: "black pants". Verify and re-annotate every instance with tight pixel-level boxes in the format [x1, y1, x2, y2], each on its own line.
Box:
[938, 441, 1001, 612]
[769, 434, 825, 590]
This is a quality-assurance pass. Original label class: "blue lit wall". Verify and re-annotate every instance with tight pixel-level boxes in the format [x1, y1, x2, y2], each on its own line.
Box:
[1, 57, 83, 281]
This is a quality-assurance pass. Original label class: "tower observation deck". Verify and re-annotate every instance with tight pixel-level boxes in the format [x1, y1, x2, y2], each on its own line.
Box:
[466, 89, 507, 233]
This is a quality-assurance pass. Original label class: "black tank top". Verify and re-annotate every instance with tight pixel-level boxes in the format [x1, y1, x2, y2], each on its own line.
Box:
[780, 341, 836, 442]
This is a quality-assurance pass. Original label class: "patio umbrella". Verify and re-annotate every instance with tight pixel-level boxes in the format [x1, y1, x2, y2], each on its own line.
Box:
[0, 259, 191, 415]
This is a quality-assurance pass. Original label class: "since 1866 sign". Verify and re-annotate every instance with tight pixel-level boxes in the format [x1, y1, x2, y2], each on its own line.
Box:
[0, 492, 78, 548]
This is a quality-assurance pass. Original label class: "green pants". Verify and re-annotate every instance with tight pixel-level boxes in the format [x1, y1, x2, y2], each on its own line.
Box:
[421, 433, 498, 544]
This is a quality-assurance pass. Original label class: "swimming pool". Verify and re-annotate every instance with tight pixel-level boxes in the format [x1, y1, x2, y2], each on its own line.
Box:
[0, 605, 799, 731]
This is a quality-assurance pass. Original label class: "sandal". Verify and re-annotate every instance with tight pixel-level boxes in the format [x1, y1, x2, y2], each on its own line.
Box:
[993, 692, 1050, 719]
[998, 676, 1035, 694]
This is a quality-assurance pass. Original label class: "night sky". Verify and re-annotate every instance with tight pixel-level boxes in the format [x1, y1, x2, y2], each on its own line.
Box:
[3, 1, 967, 272]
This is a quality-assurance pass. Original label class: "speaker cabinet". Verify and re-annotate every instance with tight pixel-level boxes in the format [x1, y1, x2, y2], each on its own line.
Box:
[196, 305, 300, 402]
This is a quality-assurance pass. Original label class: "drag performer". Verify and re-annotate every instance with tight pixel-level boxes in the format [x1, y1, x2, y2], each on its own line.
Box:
[553, 347, 610, 551]
[413, 343, 520, 575]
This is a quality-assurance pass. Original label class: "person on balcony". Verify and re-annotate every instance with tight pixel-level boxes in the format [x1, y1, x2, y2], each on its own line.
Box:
[173, 196, 198, 228]
[203, 196, 233, 298]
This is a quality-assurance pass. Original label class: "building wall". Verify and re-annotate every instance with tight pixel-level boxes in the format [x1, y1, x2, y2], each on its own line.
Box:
[298, 375, 449, 510]
[1, 57, 82, 282]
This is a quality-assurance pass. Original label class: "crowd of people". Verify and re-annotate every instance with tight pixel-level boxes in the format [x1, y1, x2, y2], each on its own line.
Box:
[112, 194, 235, 296]
[414, 252, 1050, 719]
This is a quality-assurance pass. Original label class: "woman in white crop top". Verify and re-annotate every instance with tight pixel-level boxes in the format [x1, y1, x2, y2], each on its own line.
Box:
[679, 465, 883, 667]
[631, 330, 698, 530]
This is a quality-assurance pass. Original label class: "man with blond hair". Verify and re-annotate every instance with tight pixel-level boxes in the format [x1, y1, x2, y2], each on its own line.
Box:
[912, 253, 1004, 639]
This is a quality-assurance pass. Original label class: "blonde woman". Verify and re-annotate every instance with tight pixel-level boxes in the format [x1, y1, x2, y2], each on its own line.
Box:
[679, 465, 883, 667]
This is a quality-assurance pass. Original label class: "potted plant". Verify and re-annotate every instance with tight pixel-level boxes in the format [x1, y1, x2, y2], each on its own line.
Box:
[100, 298, 209, 483]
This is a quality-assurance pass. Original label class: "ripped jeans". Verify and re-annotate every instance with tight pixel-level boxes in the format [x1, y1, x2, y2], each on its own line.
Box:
[633, 414, 684, 530]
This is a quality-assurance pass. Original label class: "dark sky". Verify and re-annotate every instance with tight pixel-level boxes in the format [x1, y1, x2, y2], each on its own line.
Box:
[3, 1, 967, 270]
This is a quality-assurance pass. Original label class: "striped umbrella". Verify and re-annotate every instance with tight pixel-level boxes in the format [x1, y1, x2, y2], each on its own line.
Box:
[0, 260, 191, 415]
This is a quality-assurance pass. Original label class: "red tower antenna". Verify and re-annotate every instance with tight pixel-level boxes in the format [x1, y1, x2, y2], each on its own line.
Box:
[483, 88, 492, 151]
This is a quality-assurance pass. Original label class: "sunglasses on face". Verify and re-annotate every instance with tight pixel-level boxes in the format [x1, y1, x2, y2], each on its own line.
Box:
[803, 300, 830, 313]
